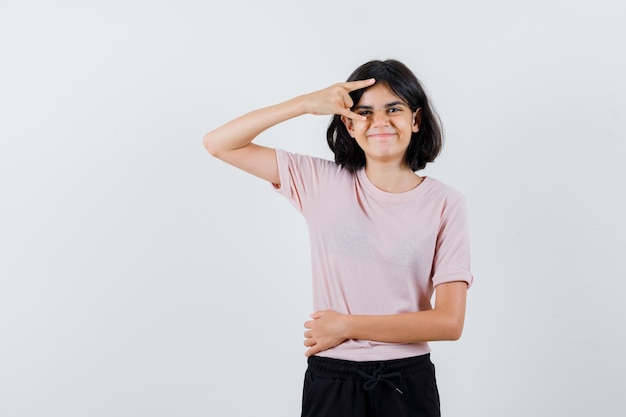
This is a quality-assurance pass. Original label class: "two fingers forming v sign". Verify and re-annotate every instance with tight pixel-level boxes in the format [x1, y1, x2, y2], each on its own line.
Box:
[312, 78, 376, 120]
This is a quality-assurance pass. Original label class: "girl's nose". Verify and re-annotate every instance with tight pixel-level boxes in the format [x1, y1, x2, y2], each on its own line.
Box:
[371, 110, 389, 126]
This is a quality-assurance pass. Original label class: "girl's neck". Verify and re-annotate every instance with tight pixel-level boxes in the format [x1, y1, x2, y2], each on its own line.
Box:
[364, 162, 423, 193]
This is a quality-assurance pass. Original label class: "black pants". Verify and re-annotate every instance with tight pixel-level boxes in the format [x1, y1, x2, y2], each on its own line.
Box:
[302, 354, 440, 417]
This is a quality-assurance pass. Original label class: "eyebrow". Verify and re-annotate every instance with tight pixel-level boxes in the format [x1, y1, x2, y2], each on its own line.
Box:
[353, 101, 408, 110]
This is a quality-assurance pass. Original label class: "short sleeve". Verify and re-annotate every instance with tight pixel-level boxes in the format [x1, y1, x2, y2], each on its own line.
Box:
[431, 194, 473, 288]
[273, 149, 329, 215]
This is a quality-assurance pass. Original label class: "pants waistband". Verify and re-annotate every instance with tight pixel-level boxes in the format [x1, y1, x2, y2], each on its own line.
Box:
[307, 353, 432, 380]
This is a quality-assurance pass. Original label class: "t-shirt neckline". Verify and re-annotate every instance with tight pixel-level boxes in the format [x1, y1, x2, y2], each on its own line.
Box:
[356, 169, 431, 203]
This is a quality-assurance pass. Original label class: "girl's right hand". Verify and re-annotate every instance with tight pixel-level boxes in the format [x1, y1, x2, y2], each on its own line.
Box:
[301, 78, 376, 120]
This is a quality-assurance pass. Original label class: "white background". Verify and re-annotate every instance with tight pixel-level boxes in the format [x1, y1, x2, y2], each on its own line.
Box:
[1, 1, 625, 416]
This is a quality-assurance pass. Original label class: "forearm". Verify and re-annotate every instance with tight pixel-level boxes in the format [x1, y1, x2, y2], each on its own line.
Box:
[345, 283, 467, 343]
[345, 309, 465, 344]
[304, 282, 468, 356]
[203, 95, 308, 157]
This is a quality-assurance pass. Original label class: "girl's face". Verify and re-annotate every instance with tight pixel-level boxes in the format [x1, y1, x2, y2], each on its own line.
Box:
[342, 83, 420, 167]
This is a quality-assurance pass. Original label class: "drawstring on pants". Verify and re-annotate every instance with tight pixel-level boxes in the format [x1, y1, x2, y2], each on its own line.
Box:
[357, 363, 404, 394]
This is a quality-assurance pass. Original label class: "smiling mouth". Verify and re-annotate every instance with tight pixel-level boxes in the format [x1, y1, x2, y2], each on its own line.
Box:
[367, 133, 396, 140]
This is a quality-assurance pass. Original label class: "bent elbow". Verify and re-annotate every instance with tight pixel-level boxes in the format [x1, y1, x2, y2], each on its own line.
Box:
[445, 317, 465, 341]
[202, 133, 222, 158]
[449, 325, 464, 341]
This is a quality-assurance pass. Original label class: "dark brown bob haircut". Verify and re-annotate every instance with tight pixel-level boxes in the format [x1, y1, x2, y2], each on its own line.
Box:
[327, 59, 443, 172]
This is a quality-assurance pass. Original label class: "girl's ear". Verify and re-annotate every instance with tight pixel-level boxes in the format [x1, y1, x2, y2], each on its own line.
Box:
[341, 115, 355, 138]
[412, 108, 422, 133]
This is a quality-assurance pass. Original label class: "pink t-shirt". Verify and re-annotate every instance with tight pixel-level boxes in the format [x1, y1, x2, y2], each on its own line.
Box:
[275, 150, 473, 361]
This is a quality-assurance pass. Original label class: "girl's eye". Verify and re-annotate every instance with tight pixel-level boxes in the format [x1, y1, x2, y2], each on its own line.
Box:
[357, 110, 371, 116]
[388, 107, 401, 113]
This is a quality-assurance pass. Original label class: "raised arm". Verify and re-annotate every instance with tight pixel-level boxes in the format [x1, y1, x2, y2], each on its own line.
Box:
[202, 79, 375, 185]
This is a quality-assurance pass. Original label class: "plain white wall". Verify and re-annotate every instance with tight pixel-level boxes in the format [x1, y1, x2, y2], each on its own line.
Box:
[1, 1, 625, 416]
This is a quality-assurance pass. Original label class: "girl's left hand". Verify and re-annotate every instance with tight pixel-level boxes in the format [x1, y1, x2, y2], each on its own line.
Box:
[303, 310, 349, 357]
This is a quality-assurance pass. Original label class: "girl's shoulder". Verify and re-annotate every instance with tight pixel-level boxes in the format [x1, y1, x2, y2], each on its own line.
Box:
[275, 149, 352, 180]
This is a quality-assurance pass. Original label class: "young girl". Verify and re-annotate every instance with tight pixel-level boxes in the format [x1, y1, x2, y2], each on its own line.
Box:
[203, 59, 472, 417]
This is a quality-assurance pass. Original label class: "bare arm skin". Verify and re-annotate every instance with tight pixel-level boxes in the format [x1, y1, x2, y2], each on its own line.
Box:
[202, 79, 375, 185]
[303, 281, 468, 357]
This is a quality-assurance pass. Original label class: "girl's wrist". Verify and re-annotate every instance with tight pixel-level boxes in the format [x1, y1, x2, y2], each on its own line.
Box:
[290, 94, 312, 116]
[341, 313, 355, 340]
